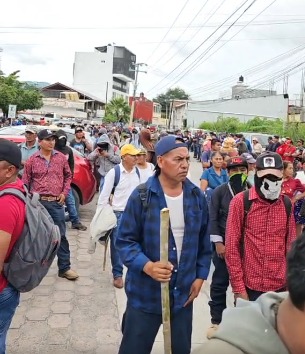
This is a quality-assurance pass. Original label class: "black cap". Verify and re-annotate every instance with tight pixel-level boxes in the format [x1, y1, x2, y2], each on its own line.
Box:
[256, 152, 283, 178]
[226, 156, 248, 169]
[0, 138, 21, 168]
[37, 129, 57, 140]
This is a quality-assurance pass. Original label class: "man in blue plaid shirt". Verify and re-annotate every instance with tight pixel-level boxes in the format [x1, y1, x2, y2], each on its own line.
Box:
[116, 136, 211, 354]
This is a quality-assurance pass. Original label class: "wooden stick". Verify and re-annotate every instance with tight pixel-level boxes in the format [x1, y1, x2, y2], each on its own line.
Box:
[160, 208, 172, 354]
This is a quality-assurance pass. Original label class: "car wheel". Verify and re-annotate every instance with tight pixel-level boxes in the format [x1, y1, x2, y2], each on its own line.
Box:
[72, 187, 80, 213]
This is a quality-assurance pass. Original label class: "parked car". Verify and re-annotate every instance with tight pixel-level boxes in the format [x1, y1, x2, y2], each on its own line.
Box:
[0, 134, 96, 209]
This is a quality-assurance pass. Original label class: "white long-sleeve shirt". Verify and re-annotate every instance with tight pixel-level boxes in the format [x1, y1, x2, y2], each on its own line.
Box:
[97, 163, 140, 211]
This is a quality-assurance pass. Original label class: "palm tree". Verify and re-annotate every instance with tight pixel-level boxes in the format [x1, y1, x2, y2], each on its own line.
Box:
[105, 97, 131, 123]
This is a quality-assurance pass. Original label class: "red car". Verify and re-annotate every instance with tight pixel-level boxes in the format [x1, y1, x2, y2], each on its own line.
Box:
[0, 135, 97, 209]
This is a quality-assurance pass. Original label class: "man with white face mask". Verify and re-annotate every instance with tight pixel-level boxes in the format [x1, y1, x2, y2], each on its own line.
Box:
[225, 152, 296, 303]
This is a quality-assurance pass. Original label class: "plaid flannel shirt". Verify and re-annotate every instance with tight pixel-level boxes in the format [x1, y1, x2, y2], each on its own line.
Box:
[116, 175, 211, 314]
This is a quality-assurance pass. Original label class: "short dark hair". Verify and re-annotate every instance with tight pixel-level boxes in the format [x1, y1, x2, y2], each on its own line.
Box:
[286, 236, 305, 311]
[210, 151, 223, 160]
[274, 135, 280, 139]
[211, 138, 221, 146]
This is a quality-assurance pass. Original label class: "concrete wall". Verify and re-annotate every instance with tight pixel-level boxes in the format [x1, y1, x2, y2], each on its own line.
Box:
[73, 48, 114, 102]
[186, 95, 289, 128]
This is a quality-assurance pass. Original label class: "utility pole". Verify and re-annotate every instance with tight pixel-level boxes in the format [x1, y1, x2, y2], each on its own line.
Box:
[129, 62, 147, 126]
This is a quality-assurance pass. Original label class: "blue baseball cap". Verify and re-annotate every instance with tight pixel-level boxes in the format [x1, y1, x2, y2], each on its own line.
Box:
[155, 136, 187, 156]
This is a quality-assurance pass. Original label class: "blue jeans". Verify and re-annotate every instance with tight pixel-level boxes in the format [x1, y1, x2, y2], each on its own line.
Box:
[119, 304, 193, 354]
[0, 285, 20, 354]
[100, 175, 105, 191]
[111, 211, 123, 279]
[40, 201, 71, 274]
[208, 252, 229, 325]
[65, 189, 79, 225]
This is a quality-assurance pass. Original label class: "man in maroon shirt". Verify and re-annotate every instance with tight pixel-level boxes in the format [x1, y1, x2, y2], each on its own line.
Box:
[0, 139, 26, 353]
[226, 152, 296, 302]
[23, 129, 78, 280]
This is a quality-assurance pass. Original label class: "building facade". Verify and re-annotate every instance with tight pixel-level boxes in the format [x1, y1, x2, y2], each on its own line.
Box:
[73, 45, 136, 103]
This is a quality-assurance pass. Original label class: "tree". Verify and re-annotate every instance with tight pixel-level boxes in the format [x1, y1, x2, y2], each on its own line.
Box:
[154, 87, 190, 112]
[104, 97, 131, 123]
[0, 71, 43, 115]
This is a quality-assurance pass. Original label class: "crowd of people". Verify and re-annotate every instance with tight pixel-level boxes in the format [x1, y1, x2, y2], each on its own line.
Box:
[0, 122, 305, 354]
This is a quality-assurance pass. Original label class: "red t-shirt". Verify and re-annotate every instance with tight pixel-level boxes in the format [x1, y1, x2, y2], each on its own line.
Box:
[0, 179, 26, 292]
[282, 177, 305, 199]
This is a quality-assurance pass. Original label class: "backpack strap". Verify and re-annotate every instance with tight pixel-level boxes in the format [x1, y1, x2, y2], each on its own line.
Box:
[0, 188, 26, 203]
[137, 183, 148, 211]
[283, 195, 292, 252]
[241, 189, 253, 257]
[111, 165, 121, 195]
[135, 167, 140, 181]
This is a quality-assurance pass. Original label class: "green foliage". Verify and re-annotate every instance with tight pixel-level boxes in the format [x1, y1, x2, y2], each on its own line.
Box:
[199, 116, 305, 141]
[0, 71, 43, 114]
[104, 97, 131, 123]
[154, 87, 190, 111]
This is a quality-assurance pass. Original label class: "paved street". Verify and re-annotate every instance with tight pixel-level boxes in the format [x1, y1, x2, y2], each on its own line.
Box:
[7, 160, 233, 353]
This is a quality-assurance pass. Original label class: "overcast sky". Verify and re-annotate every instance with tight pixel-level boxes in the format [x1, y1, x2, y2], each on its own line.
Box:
[1, 0, 305, 101]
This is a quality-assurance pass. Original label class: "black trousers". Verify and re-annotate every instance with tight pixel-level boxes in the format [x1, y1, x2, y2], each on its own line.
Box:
[209, 252, 230, 325]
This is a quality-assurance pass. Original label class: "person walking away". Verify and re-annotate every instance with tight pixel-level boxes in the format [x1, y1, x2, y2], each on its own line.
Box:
[55, 130, 87, 231]
[97, 144, 141, 289]
[23, 129, 78, 281]
[201, 139, 222, 169]
[87, 134, 121, 191]
[139, 129, 156, 165]
[19, 125, 39, 176]
[193, 235, 305, 354]
[207, 157, 249, 339]
[116, 136, 211, 354]
[281, 161, 305, 237]
[70, 126, 93, 155]
[277, 138, 296, 163]
[252, 137, 263, 155]
[136, 149, 155, 183]
[225, 152, 296, 303]
[200, 152, 229, 204]
[0, 139, 26, 354]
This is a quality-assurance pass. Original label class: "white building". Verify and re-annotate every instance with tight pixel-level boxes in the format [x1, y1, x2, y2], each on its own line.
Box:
[171, 95, 289, 129]
[232, 75, 277, 99]
[73, 45, 136, 103]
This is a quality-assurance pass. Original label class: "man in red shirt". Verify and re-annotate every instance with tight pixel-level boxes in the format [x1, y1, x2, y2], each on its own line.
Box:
[23, 129, 78, 281]
[226, 152, 296, 302]
[0, 139, 26, 353]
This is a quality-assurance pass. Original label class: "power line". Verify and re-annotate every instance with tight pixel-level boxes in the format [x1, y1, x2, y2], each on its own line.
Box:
[165, 0, 277, 88]
[150, 0, 210, 68]
[146, 0, 254, 94]
[144, 0, 191, 63]
[154, 0, 226, 69]
[0, 19, 304, 31]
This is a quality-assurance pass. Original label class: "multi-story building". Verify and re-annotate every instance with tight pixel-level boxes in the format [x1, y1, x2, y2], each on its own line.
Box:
[73, 45, 136, 103]
[232, 75, 277, 99]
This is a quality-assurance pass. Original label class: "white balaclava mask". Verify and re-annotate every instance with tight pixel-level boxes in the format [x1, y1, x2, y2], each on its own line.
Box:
[258, 176, 283, 200]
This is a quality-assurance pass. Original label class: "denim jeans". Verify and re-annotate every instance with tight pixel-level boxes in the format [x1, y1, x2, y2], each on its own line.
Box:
[99, 175, 105, 191]
[65, 189, 79, 225]
[208, 252, 229, 325]
[119, 304, 193, 354]
[111, 211, 124, 279]
[40, 200, 71, 274]
[0, 285, 20, 354]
